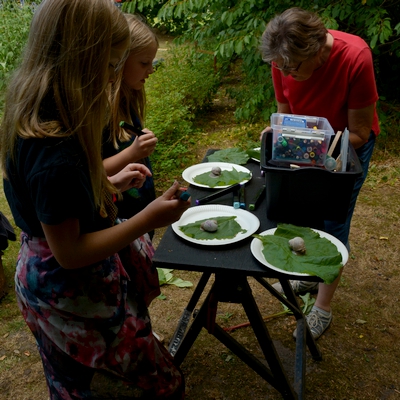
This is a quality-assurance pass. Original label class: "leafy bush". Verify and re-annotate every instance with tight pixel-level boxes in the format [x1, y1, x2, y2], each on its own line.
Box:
[126, 0, 400, 125]
[145, 44, 220, 177]
[0, 1, 36, 111]
[122, 0, 188, 34]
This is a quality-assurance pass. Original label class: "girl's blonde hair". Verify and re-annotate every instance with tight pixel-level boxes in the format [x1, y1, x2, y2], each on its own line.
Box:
[109, 14, 159, 147]
[1, 0, 129, 210]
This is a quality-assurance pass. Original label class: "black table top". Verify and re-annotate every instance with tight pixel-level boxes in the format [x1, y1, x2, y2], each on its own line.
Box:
[153, 152, 302, 278]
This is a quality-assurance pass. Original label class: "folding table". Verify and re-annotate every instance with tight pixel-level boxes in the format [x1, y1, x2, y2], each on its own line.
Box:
[153, 155, 324, 399]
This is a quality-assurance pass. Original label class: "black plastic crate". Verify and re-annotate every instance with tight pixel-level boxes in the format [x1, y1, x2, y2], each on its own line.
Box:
[261, 130, 362, 225]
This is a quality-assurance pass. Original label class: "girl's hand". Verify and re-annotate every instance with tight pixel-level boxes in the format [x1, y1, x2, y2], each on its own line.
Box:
[42, 181, 189, 269]
[109, 163, 151, 192]
[142, 181, 191, 229]
[103, 129, 157, 177]
[130, 129, 158, 159]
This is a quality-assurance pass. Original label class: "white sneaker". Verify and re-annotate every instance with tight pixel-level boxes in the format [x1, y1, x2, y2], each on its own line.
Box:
[272, 280, 319, 295]
[293, 306, 332, 340]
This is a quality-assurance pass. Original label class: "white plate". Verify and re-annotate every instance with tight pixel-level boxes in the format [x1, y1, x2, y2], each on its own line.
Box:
[172, 204, 260, 246]
[251, 147, 261, 162]
[250, 228, 348, 277]
[182, 162, 252, 189]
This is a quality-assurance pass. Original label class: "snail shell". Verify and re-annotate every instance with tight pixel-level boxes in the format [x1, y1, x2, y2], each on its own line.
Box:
[209, 166, 222, 178]
[288, 236, 306, 254]
[200, 219, 218, 232]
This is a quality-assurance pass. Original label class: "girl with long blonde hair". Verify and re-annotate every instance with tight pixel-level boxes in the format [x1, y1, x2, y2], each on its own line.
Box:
[103, 14, 160, 227]
[0, 0, 188, 398]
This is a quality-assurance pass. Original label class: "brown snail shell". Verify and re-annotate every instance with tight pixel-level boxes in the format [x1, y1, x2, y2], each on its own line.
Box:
[288, 237, 306, 254]
[200, 219, 218, 232]
[209, 166, 222, 178]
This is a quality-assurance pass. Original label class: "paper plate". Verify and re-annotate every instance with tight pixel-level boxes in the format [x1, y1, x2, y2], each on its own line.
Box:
[250, 228, 348, 277]
[182, 162, 252, 189]
[172, 204, 260, 246]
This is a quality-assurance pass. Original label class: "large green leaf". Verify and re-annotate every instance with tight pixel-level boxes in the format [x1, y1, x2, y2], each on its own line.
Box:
[246, 147, 261, 161]
[157, 268, 193, 287]
[253, 224, 343, 284]
[179, 216, 246, 240]
[193, 167, 251, 187]
[207, 148, 250, 165]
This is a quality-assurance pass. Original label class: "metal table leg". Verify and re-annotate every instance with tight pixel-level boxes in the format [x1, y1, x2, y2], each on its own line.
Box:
[168, 272, 211, 356]
[173, 273, 304, 399]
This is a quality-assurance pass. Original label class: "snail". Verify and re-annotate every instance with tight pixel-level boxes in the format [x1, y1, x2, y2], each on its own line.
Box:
[209, 166, 222, 178]
[288, 236, 306, 254]
[200, 219, 218, 232]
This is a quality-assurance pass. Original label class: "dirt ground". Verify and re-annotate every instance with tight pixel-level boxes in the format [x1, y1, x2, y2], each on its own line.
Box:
[1, 156, 399, 400]
[1, 35, 400, 400]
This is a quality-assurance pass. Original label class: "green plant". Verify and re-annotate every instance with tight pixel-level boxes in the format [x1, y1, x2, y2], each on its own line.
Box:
[281, 292, 316, 316]
[156, 268, 193, 299]
[122, 0, 188, 34]
[146, 44, 221, 179]
[0, 1, 36, 111]
[219, 312, 233, 323]
[122, 0, 400, 120]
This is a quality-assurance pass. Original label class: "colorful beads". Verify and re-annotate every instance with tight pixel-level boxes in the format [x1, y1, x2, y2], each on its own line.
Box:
[273, 133, 329, 166]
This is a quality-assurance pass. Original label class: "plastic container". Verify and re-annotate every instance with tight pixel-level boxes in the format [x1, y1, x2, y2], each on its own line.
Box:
[270, 113, 335, 167]
[261, 130, 362, 224]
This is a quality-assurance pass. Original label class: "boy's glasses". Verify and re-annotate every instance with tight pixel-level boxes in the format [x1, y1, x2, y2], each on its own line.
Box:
[269, 60, 303, 72]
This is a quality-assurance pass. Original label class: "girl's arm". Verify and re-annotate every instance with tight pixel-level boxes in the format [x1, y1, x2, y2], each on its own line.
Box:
[103, 129, 158, 176]
[41, 181, 190, 269]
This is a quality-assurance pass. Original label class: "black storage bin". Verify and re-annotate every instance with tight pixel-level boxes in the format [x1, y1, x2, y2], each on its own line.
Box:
[261, 130, 362, 225]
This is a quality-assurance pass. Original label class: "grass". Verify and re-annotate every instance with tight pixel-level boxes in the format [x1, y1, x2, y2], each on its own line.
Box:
[0, 34, 400, 399]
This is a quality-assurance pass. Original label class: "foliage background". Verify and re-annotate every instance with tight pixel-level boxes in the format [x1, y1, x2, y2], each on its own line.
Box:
[0, 2, 400, 399]
[0, 0, 399, 215]
[123, 0, 400, 123]
[1, 0, 400, 163]
[0, 1, 35, 109]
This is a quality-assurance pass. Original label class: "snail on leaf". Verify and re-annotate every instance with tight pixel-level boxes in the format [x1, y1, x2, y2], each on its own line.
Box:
[288, 236, 306, 255]
[200, 219, 218, 232]
[209, 166, 222, 178]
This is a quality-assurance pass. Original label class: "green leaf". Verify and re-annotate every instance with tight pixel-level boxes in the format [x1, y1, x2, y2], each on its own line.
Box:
[179, 216, 246, 240]
[281, 292, 315, 315]
[253, 224, 343, 284]
[207, 148, 250, 165]
[157, 268, 174, 285]
[193, 167, 251, 187]
[157, 268, 167, 285]
[157, 268, 193, 288]
[219, 43, 225, 57]
[370, 34, 378, 49]
[299, 293, 316, 315]
[226, 12, 234, 27]
[246, 148, 261, 161]
[167, 277, 193, 287]
[235, 39, 243, 55]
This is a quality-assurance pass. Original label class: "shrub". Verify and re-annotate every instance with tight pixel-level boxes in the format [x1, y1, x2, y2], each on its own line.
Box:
[0, 1, 36, 112]
[146, 44, 221, 178]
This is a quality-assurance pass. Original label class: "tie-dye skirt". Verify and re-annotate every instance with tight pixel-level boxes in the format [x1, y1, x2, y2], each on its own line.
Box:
[15, 233, 184, 399]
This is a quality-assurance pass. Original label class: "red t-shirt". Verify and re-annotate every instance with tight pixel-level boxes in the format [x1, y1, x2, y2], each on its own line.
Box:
[272, 30, 380, 135]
